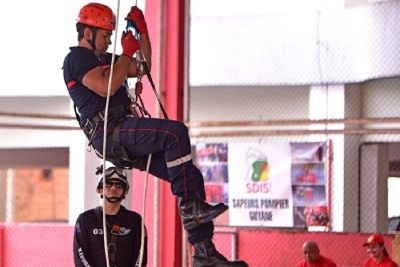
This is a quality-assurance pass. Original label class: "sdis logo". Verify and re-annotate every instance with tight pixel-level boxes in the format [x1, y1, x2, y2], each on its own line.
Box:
[246, 158, 271, 193]
[245, 148, 271, 193]
[246, 181, 271, 193]
[251, 159, 269, 182]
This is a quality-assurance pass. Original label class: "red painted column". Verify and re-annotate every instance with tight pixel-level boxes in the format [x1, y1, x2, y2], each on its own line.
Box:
[159, 0, 186, 266]
[159, 0, 185, 120]
[144, 0, 186, 266]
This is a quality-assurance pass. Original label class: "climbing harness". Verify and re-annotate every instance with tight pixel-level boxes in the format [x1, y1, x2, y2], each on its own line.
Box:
[94, 206, 126, 267]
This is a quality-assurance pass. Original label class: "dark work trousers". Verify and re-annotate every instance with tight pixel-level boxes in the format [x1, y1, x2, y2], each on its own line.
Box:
[91, 115, 214, 244]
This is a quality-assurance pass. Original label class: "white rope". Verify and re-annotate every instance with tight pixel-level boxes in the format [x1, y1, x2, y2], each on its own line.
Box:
[129, 0, 151, 265]
[99, 1, 149, 266]
[101, 1, 121, 266]
[138, 153, 152, 266]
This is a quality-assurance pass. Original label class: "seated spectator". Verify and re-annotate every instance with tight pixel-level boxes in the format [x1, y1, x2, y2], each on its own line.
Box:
[295, 240, 337, 267]
[362, 234, 399, 267]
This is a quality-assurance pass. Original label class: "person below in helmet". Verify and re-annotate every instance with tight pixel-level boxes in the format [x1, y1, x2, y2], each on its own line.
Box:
[64, 3, 248, 266]
[73, 167, 148, 267]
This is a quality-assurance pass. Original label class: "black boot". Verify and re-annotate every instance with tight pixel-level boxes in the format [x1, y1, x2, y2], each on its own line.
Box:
[178, 194, 228, 231]
[193, 239, 249, 267]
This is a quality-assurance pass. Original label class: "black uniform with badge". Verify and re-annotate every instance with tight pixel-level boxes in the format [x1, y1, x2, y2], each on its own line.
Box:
[74, 205, 147, 267]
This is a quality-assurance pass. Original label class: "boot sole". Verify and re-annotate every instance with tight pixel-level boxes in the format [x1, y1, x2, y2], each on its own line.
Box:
[185, 205, 229, 231]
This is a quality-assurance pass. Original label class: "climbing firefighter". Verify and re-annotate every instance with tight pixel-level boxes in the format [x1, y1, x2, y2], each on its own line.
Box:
[63, 2, 248, 266]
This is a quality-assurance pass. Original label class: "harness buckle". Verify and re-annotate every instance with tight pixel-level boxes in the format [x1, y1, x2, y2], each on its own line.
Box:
[82, 119, 94, 135]
[98, 111, 105, 121]
[81, 111, 105, 136]
[108, 243, 116, 252]
[111, 224, 120, 235]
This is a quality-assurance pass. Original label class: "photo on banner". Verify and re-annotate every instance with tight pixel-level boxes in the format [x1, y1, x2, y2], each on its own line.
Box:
[290, 142, 329, 229]
[194, 141, 330, 229]
[195, 143, 229, 205]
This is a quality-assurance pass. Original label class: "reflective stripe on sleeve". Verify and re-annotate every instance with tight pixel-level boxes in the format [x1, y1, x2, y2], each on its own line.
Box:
[166, 154, 192, 168]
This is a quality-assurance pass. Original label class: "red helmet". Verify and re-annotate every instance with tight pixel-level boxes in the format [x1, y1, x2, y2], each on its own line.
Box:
[77, 3, 116, 31]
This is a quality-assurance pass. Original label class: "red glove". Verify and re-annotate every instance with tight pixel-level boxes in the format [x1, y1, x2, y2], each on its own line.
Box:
[121, 30, 140, 58]
[125, 6, 148, 34]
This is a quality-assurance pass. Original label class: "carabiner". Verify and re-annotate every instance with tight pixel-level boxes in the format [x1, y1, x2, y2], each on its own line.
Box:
[126, 20, 139, 40]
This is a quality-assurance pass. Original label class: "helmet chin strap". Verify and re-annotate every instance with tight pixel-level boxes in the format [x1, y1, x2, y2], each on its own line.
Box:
[100, 194, 126, 203]
[85, 27, 101, 57]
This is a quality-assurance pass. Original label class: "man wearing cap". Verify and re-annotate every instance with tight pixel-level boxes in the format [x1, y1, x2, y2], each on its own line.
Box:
[362, 234, 399, 267]
[295, 240, 337, 267]
[73, 167, 148, 267]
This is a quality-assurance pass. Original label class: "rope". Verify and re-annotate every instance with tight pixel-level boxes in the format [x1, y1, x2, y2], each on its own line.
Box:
[138, 153, 152, 266]
[133, 3, 150, 265]
[100, 1, 150, 267]
[132, 48, 151, 267]
[101, 1, 121, 266]
[90, 1, 155, 266]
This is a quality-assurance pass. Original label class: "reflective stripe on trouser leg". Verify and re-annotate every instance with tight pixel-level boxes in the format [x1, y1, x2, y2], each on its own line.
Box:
[100, 117, 203, 196]
[166, 153, 196, 196]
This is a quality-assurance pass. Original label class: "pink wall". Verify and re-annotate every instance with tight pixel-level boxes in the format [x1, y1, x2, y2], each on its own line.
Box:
[0, 224, 74, 267]
[1, 224, 397, 267]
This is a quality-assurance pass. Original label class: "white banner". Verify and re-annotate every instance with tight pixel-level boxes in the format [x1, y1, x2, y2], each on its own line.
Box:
[228, 143, 293, 227]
